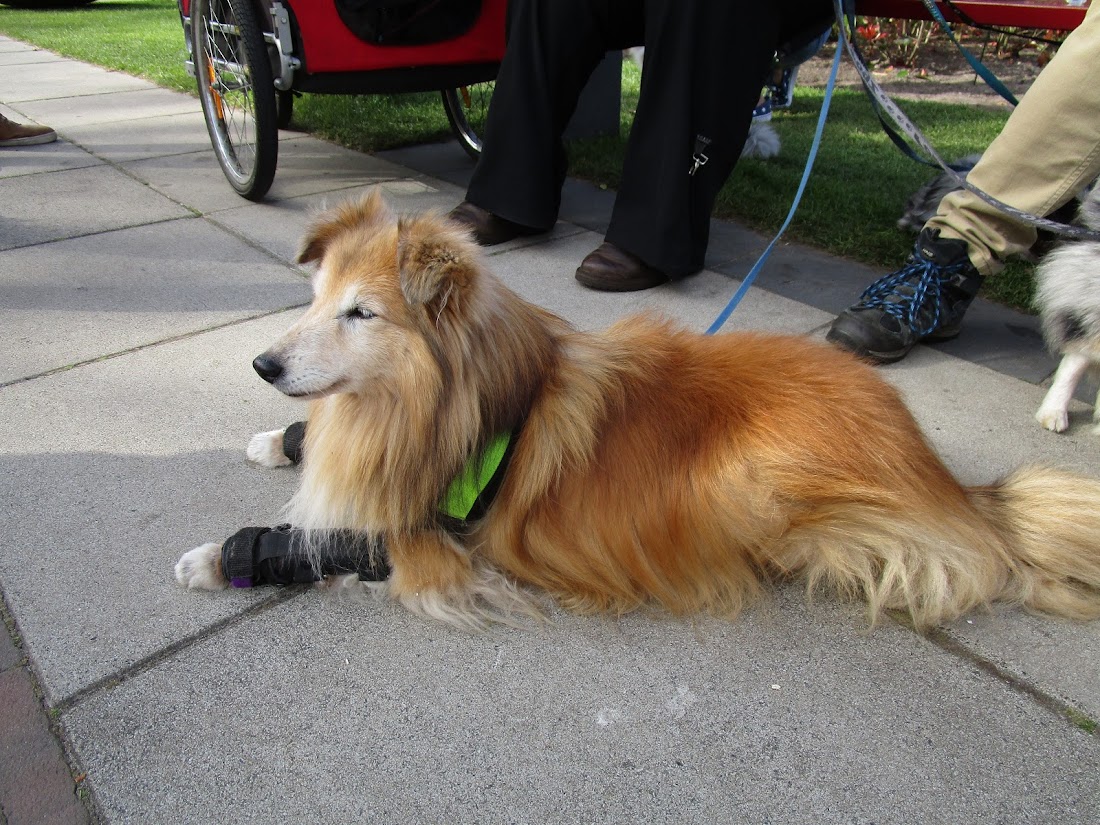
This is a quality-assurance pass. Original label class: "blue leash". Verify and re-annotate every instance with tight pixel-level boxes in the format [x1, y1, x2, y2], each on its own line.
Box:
[918, 0, 1018, 106]
[706, 33, 843, 335]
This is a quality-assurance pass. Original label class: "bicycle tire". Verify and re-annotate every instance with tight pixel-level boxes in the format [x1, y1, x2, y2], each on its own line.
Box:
[441, 81, 495, 161]
[193, 0, 278, 200]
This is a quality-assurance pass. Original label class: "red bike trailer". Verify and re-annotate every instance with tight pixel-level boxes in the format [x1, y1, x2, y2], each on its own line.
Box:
[176, 0, 506, 200]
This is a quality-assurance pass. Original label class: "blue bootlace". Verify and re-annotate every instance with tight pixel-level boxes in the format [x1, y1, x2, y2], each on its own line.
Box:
[857, 257, 970, 338]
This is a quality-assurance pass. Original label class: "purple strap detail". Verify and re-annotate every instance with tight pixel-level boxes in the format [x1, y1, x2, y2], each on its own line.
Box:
[230, 577, 253, 588]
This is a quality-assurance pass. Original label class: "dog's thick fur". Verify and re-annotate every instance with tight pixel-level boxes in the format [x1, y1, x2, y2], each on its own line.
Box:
[1036, 185, 1100, 433]
[178, 192, 1100, 629]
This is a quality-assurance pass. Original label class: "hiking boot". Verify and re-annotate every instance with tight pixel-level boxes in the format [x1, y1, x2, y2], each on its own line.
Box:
[0, 113, 56, 147]
[826, 229, 984, 364]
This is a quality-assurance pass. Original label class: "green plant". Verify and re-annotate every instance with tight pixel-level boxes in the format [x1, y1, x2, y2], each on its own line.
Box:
[1066, 708, 1098, 734]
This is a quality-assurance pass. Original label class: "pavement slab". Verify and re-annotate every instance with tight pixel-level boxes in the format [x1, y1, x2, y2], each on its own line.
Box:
[209, 177, 467, 265]
[0, 112, 103, 178]
[0, 46, 67, 66]
[13, 87, 201, 131]
[56, 109, 216, 165]
[0, 58, 153, 103]
[63, 591, 1100, 825]
[123, 136, 414, 214]
[0, 163, 192, 251]
[0, 218, 309, 383]
[0, 312, 308, 705]
[483, 229, 832, 336]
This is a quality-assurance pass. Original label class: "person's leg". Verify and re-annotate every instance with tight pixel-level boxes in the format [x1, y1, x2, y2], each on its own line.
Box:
[599, 0, 831, 281]
[463, 0, 642, 232]
[829, 2, 1100, 363]
[932, 2, 1100, 274]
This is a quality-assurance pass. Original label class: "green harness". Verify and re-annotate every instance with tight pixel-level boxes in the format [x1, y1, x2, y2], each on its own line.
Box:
[437, 432, 513, 525]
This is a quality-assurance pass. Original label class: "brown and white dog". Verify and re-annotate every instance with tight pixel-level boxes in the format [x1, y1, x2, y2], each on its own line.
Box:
[177, 191, 1100, 629]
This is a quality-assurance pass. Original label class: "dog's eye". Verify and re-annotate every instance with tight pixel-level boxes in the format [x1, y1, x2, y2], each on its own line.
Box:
[345, 306, 376, 321]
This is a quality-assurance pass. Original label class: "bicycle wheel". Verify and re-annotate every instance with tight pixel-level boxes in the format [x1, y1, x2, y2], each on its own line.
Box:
[442, 81, 495, 161]
[193, 0, 278, 200]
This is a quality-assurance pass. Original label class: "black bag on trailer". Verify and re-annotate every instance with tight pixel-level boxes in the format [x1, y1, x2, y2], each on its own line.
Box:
[335, 0, 482, 46]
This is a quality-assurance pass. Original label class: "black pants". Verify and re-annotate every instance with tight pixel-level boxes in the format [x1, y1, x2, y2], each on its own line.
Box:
[466, 0, 832, 277]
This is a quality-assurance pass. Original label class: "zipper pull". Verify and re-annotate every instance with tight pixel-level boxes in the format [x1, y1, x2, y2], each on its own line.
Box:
[689, 134, 712, 176]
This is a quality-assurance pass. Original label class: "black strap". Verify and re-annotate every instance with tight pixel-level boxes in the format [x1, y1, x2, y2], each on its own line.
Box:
[282, 421, 307, 464]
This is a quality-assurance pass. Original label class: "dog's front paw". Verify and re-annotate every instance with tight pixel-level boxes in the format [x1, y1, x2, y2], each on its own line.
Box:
[1036, 405, 1070, 433]
[247, 429, 292, 467]
[175, 543, 228, 590]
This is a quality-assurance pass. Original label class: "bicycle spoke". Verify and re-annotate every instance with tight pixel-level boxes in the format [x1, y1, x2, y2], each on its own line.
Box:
[204, 0, 258, 179]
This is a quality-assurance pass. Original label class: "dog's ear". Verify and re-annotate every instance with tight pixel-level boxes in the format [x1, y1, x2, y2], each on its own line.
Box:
[297, 189, 395, 265]
[397, 213, 479, 307]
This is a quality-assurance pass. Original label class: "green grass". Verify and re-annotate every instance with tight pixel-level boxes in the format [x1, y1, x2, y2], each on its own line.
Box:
[0, 0, 1035, 309]
[1067, 708, 1099, 735]
[0, 0, 193, 91]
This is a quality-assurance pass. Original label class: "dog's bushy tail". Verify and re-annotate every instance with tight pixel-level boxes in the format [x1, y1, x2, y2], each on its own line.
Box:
[969, 466, 1100, 620]
[782, 466, 1100, 628]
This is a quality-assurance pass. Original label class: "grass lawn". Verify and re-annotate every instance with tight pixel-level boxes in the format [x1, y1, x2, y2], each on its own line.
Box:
[0, 0, 1033, 309]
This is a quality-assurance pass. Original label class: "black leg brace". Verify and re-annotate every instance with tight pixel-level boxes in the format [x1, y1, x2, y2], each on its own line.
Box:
[221, 524, 390, 588]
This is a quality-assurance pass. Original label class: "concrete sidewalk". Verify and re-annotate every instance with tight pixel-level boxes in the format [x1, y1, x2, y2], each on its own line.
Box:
[2, 37, 1099, 825]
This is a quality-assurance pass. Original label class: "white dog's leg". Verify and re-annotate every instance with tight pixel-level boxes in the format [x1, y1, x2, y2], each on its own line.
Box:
[247, 428, 292, 467]
[1036, 352, 1091, 433]
[175, 543, 228, 590]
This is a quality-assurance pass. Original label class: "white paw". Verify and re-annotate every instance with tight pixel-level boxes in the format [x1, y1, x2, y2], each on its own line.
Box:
[175, 543, 228, 590]
[247, 429, 292, 467]
[1036, 406, 1069, 433]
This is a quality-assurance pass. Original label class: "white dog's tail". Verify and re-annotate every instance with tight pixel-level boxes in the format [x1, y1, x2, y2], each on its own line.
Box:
[741, 121, 781, 160]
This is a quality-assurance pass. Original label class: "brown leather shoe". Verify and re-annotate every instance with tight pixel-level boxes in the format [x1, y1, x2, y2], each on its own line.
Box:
[448, 201, 541, 246]
[0, 113, 57, 147]
[575, 242, 668, 292]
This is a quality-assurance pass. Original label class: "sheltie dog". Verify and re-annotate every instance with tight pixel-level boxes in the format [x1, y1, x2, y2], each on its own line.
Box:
[177, 191, 1100, 629]
[1035, 185, 1100, 434]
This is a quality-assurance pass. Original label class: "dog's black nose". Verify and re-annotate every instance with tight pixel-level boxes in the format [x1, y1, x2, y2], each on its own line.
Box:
[253, 353, 284, 384]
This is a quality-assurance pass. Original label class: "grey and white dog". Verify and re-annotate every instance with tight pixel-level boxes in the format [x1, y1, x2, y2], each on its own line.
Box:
[1035, 184, 1100, 433]
[897, 154, 982, 233]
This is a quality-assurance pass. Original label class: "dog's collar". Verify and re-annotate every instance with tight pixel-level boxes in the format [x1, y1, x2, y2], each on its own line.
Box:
[437, 431, 515, 531]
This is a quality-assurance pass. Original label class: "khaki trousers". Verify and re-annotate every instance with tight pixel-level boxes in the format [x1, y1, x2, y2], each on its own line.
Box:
[929, 1, 1100, 277]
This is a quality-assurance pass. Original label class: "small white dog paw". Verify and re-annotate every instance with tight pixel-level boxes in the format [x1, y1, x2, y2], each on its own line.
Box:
[247, 429, 292, 467]
[1036, 406, 1069, 433]
[175, 543, 228, 590]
